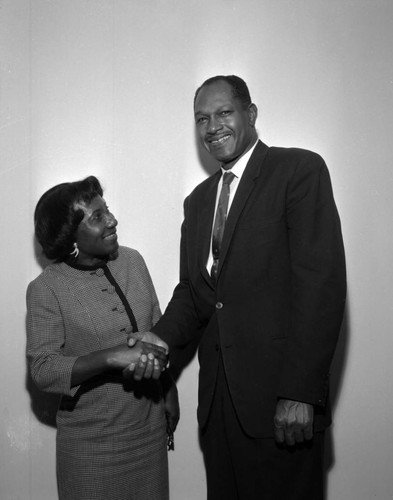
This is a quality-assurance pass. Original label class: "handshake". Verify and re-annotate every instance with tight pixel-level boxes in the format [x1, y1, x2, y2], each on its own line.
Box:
[123, 331, 169, 381]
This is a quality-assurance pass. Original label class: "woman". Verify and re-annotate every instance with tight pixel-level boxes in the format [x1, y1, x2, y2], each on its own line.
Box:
[26, 176, 178, 500]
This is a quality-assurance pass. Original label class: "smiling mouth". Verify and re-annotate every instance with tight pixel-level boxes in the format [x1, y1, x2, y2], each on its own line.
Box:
[104, 232, 117, 240]
[209, 134, 231, 146]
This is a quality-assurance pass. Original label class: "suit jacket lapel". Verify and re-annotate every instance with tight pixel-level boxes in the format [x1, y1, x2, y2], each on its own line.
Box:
[217, 141, 269, 279]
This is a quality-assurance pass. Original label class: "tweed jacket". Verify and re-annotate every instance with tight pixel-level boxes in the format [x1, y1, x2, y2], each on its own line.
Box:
[27, 246, 161, 397]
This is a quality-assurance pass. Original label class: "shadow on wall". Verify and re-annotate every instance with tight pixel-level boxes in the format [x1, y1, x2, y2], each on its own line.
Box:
[324, 303, 350, 494]
[25, 236, 59, 429]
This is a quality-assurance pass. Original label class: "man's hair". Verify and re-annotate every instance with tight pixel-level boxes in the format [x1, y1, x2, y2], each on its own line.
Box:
[34, 175, 103, 262]
[194, 75, 252, 109]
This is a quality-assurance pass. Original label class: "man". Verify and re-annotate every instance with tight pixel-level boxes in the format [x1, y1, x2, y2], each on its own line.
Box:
[130, 75, 346, 499]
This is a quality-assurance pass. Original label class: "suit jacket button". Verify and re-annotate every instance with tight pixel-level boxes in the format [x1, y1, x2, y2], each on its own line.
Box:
[215, 344, 220, 351]
[216, 302, 223, 309]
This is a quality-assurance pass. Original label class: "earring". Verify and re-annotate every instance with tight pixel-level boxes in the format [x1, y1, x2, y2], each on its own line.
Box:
[69, 242, 79, 258]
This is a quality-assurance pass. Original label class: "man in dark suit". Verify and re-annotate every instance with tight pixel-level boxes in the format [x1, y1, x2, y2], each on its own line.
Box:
[130, 75, 346, 499]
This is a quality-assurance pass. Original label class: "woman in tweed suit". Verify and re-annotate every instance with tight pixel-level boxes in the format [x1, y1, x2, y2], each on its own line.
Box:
[26, 176, 178, 500]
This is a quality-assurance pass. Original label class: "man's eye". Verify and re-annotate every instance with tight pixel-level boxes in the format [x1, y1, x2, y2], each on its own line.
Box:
[196, 117, 207, 124]
[220, 110, 231, 116]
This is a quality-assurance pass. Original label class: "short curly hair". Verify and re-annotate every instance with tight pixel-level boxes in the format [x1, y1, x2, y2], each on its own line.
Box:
[34, 175, 103, 262]
[194, 75, 252, 110]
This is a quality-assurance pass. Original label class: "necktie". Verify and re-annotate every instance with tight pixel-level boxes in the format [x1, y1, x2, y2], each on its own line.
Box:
[211, 171, 235, 279]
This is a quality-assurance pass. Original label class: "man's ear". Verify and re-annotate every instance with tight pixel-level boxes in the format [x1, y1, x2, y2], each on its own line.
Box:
[248, 103, 258, 127]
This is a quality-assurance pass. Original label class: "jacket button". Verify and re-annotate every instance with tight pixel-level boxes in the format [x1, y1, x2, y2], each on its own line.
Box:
[113, 304, 125, 313]
[215, 344, 220, 351]
[216, 302, 223, 309]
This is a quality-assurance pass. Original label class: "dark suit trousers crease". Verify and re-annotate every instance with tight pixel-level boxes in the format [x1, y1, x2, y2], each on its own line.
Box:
[200, 355, 326, 500]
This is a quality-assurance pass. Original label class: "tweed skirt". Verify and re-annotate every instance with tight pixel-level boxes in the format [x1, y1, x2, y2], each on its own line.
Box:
[56, 378, 169, 500]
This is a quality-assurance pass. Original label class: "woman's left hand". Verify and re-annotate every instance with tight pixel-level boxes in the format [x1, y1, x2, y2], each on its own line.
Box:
[164, 376, 180, 439]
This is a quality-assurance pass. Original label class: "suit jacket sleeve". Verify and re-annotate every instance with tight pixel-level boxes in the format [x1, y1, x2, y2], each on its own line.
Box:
[278, 152, 346, 406]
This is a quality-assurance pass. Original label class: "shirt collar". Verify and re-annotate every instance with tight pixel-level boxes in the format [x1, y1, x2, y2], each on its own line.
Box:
[220, 139, 259, 179]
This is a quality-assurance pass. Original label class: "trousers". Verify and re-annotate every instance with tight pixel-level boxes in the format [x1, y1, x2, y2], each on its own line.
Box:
[200, 355, 325, 500]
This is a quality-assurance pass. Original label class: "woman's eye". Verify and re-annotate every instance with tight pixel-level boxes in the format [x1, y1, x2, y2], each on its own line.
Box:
[91, 213, 103, 222]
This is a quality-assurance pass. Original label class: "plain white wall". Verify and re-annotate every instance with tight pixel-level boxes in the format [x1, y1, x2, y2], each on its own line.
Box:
[1, 1, 392, 499]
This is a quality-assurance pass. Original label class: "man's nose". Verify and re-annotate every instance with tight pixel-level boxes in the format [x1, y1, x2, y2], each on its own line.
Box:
[207, 116, 223, 134]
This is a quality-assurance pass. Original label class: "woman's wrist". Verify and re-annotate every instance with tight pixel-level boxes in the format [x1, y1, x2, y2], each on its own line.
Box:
[71, 348, 115, 386]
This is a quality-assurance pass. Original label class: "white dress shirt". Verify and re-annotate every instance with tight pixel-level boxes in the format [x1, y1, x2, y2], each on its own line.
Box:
[206, 139, 258, 271]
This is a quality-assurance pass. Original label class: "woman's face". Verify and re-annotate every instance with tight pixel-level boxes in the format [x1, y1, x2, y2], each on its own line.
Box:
[74, 195, 118, 266]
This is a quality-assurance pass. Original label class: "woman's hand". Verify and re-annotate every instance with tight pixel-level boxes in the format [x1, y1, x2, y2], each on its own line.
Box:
[161, 373, 180, 450]
[164, 378, 180, 434]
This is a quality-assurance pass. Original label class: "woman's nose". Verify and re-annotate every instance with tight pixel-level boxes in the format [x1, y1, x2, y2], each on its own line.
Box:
[106, 213, 117, 227]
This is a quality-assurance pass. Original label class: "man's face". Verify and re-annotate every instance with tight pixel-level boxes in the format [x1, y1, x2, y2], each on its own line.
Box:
[194, 80, 257, 169]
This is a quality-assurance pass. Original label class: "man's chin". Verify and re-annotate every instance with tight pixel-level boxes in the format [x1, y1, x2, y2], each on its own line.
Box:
[206, 146, 238, 166]
[208, 150, 232, 164]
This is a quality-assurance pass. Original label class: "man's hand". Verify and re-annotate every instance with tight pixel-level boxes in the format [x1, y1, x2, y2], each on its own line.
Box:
[273, 399, 314, 446]
[123, 331, 169, 381]
[127, 331, 169, 353]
